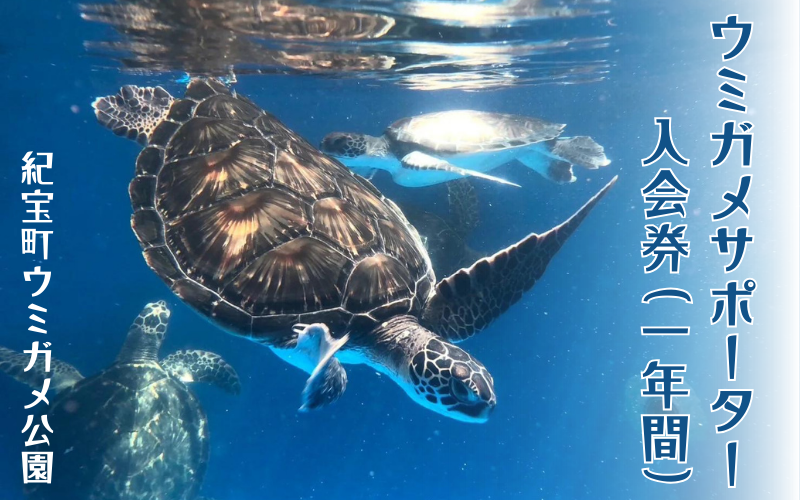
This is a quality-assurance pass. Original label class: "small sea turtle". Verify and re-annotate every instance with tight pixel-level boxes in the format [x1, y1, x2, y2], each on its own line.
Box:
[320, 109, 611, 187]
[401, 178, 484, 277]
[0, 301, 240, 500]
[93, 79, 616, 422]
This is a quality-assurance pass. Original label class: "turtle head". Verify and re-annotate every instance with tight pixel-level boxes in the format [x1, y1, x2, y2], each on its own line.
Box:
[372, 316, 496, 422]
[320, 132, 369, 158]
[321, 132, 389, 159]
[116, 301, 171, 363]
[407, 337, 496, 423]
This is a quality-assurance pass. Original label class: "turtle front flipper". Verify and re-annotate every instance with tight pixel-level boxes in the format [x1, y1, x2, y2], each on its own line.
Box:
[519, 136, 610, 184]
[0, 346, 83, 392]
[162, 350, 242, 395]
[399, 151, 520, 187]
[92, 85, 175, 145]
[292, 323, 349, 412]
[421, 176, 618, 342]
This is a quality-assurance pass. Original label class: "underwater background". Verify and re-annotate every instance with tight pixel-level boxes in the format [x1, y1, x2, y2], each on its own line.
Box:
[0, 0, 796, 499]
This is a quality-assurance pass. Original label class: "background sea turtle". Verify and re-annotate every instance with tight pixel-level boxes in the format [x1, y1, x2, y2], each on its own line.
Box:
[320, 109, 611, 187]
[93, 79, 616, 422]
[401, 178, 484, 277]
[621, 373, 708, 440]
[0, 301, 241, 500]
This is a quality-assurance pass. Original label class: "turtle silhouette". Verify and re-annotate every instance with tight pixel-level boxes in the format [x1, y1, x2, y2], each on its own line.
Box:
[0, 301, 240, 500]
[320, 109, 611, 187]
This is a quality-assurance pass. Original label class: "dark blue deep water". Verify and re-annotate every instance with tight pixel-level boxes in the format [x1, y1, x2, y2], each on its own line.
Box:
[0, 1, 795, 499]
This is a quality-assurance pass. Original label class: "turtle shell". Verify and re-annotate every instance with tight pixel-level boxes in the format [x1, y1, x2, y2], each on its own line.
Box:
[385, 110, 566, 156]
[129, 79, 433, 346]
[27, 363, 207, 500]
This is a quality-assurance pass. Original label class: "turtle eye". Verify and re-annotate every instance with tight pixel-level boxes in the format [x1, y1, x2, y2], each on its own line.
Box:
[450, 378, 476, 404]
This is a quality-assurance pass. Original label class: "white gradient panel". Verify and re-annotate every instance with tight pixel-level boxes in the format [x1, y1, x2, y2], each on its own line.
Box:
[749, 0, 799, 497]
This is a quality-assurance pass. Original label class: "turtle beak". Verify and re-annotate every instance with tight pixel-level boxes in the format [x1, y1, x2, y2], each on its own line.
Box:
[450, 401, 495, 423]
[480, 403, 496, 421]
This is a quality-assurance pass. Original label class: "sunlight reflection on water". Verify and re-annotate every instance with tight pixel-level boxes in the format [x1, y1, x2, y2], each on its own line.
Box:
[80, 0, 613, 90]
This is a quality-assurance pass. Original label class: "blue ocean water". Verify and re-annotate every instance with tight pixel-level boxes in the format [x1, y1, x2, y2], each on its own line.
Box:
[0, 1, 792, 499]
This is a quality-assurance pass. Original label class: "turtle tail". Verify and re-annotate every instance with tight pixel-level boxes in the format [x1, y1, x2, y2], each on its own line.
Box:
[92, 85, 174, 145]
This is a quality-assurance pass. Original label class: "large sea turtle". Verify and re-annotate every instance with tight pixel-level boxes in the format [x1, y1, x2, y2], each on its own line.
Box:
[92, 79, 616, 422]
[0, 301, 240, 500]
[320, 109, 611, 187]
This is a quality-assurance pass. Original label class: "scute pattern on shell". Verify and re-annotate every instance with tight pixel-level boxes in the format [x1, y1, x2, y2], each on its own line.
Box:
[385, 110, 566, 155]
[129, 79, 433, 346]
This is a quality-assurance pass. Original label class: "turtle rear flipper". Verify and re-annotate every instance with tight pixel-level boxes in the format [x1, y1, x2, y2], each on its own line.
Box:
[293, 323, 349, 412]
[162, 350, 242, 395]
[517, 151, 577, 184]
[422, 176, 618, 342]
[0, 346, 83, 392]
[551, 136, 611, 170]
[92, 85, 174, 145]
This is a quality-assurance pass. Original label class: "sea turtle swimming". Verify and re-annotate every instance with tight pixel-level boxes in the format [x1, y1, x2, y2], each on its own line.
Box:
[0, 301, 240, 500]
[401, 178, 484, 277]
[320, 109, 611, 187]
[92, 78, 616, 422]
